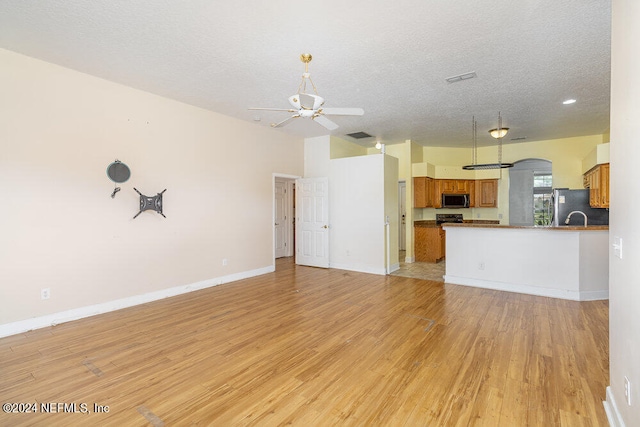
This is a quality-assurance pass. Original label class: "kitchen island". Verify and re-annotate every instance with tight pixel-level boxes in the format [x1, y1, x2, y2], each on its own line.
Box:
[441, 223, 609, 301]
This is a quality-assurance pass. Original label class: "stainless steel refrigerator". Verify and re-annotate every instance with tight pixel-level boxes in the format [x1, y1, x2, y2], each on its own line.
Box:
[551, 189, 609, 226]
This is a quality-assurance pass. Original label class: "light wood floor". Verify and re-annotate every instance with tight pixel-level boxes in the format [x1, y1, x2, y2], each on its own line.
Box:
[0, 257, 609, 426]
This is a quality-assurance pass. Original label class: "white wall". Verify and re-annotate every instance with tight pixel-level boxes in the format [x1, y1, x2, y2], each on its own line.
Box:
[329, 154, 398, 274]
[607, 1, 640, 425]
[0, 49, 304, 334]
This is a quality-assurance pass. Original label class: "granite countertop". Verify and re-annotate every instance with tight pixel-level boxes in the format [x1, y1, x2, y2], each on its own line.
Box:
[414, 219, 500, 228]
[441, 223, 609, 231]
[414, 220, 437, 227]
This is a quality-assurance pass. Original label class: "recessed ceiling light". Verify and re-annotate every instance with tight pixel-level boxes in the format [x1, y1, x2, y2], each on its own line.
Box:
[563, 99, 576, 105]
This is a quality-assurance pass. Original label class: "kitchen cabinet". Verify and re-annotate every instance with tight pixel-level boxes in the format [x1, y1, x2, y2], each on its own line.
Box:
[413, 177, 434, 208]
[438, 179, 472, 194]
[414, 225, 445, 262]
[414, 178, 495, 209]
[475, 179, 498, 208]
[434, 179, 475, 208]
[583, 163, 609, 208]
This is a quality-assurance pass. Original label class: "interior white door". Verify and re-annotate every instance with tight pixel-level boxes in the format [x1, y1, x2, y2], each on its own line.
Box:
[399, 181, 406, 251]
[295, 177, 329, 268]
[274, 179, 288, 258]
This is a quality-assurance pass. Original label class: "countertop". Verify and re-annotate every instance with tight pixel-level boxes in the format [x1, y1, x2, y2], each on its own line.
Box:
[414, 220, 500, 228]
[441, 223, 609, 231]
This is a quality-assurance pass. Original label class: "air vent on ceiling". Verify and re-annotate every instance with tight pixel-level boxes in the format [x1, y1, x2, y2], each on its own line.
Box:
[346, 131, 373, 139]
[510, 137, 527, 141]
[445, 72, 477, 84]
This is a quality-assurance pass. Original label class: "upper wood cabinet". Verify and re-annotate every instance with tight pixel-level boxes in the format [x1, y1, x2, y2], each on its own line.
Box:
[583, 163, 609, 208]
[475, 179, 499, 208]
[434, 179, 476, 208]
[413, 177, 496, 209]
[413, 177, 434, 208]
[438, 179, 472, 194]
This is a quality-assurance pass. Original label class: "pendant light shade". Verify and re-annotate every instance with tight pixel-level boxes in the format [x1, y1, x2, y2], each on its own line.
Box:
[489, 127, 509, 139]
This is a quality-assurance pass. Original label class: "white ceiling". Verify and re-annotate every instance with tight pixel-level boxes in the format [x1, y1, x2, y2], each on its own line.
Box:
[0, 1, 611, 148]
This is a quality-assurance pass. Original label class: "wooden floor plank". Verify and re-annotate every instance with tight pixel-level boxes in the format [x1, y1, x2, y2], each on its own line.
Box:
[0, 257, 609, 426]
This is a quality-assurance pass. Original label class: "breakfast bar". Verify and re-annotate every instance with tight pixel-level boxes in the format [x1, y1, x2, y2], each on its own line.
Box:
[441, 223, 609, 301]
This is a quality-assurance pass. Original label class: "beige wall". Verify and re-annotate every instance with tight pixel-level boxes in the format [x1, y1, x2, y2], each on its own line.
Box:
[329, 136, 368, 159]
[0, 49, 303, 327]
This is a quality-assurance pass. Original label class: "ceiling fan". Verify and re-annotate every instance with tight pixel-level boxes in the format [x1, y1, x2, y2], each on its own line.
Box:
[249, 54, 364, 130]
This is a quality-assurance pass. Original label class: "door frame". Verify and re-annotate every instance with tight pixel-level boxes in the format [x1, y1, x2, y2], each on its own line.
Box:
[273, 173, 300, 263]
[398, 180, 406, 251]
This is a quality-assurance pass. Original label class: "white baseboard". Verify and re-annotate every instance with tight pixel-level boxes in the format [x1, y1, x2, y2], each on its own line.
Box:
[603, 386, 626, 427]
[404, 256, 415, 263]
[388, 262, 400, 274]
[0, 265, 275, 339]
[329, 262, 386, 276]
[443, 275, 608, 301]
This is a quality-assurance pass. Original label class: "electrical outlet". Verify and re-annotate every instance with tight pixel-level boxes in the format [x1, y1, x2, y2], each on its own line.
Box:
[41, 288, 50, 300]
[478, 262, 485, 270]
[625, 376, 632, 406]
[222, 258, 228, 266]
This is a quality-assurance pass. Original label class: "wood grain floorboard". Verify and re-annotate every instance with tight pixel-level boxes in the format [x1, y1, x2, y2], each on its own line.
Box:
[0, 257, 609, 426]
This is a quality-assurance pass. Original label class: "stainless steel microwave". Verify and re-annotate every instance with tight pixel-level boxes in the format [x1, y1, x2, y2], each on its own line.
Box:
[441, 193, 470, 208]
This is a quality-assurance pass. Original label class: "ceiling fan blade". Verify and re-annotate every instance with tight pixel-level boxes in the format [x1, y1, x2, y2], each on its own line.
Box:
[320, 107, 364, 116]
[271, 115, 299, 128]
[248, 107, 297, 112]
[313, 115, 339, 130]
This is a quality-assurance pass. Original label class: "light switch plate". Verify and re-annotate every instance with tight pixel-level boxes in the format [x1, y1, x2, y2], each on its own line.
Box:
[613, 236, 623, 259]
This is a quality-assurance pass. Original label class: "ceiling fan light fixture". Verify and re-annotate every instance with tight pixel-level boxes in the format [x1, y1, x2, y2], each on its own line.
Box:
[248, 54, 364, 131]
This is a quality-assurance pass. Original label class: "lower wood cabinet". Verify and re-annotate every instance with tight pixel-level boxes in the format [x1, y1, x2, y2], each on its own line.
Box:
[414, 226, 445, 263]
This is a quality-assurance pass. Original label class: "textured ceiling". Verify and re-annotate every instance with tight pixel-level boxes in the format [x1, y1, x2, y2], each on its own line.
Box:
[0, 1, 611, 148]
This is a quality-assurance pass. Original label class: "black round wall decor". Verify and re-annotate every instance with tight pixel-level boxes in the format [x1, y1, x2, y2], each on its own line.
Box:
[106, 160, 131, 183]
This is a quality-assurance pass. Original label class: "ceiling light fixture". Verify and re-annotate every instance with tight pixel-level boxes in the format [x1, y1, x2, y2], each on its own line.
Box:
[375, 141, 385, 154]
[462, 112, 514, 170]
[488, 112, 509, 139]
[563, 99, 577, 105]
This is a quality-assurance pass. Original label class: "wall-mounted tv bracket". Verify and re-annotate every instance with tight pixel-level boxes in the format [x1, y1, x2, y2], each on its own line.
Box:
[133, 188, 166, 219]
[106, 160, 131, 198]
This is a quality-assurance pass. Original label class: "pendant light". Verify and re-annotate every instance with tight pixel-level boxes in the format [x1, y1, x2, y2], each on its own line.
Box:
[462, 112, 514, 170]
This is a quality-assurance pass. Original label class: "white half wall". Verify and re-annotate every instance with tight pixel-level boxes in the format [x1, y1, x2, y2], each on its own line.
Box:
[443, 226, 609, 301]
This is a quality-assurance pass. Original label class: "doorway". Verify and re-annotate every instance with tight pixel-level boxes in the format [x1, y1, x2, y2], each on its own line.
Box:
[274, 176, 296, 260]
